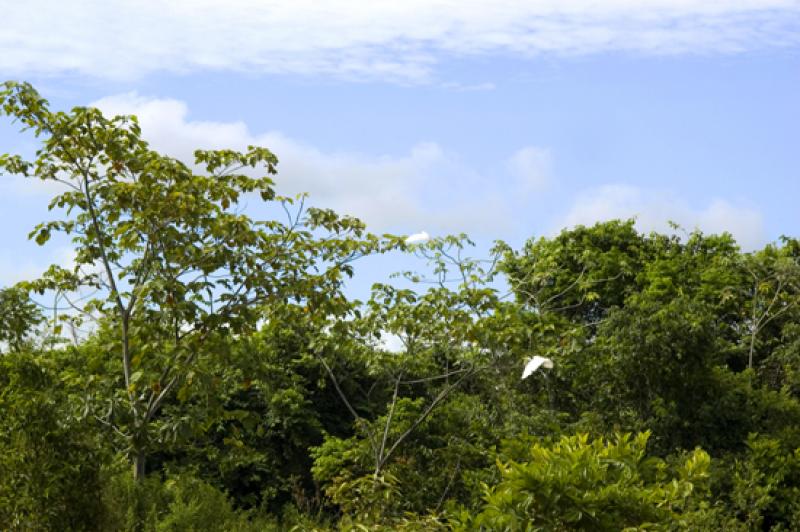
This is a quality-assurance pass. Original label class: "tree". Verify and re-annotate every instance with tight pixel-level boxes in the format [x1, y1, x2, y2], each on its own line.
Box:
[500, 220, 649, 324]
[0, 81, 398, 482]
[741, 242, 800, 371]
[309, 236, 548, 521]
[499, 222, 800, 456]
[0, 286, 43, 353]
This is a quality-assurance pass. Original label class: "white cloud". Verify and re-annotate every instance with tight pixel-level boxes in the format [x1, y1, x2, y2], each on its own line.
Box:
[0, 257, 44, 287]
[90, 93, 521, 234]
[0, 246, 75, 287]
[507, 146, 552, 192]
[557, 184, 766, 250]
[1, 1, 798, 81]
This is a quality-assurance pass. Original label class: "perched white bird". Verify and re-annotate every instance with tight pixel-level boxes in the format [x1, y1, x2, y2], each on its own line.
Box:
[521, 355, 554, 379]
[405, 231, 430, 244]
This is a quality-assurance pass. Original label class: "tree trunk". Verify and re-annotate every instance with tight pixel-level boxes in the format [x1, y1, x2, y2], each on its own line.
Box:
[133, 449, 146, 482]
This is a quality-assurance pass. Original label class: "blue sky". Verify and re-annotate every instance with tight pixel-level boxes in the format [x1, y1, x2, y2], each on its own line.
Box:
[1, 0, 800, 295]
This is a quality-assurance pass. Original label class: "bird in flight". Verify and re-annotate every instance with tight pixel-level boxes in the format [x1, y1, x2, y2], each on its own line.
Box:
[522, 355, 553, 379]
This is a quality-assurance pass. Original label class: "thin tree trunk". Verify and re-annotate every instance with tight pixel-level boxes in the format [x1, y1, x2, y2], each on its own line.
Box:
[133, 450, 146, 482]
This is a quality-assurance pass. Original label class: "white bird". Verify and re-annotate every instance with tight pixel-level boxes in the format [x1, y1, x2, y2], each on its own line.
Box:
[521, 355, 554, 379]
[405, 231, 430, 244]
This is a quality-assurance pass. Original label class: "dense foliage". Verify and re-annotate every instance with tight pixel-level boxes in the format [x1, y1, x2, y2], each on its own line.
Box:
[2, 82, 800, 530]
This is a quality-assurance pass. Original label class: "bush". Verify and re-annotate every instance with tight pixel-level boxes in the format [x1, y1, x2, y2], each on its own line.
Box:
[102, 469, 280, 532]
[452, 432, 711, 531]
[0, 352, 106, 530]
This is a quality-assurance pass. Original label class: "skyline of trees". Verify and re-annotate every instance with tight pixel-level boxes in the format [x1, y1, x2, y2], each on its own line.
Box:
[2, 82, 800, 530]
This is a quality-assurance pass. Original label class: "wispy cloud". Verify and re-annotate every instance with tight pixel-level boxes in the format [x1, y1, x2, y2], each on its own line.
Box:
[2, 1, 798, 82]
[556, 184, 766, 250]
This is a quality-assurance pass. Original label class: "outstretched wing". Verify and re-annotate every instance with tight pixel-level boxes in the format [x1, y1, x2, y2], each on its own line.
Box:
[521, 355, 554, 379]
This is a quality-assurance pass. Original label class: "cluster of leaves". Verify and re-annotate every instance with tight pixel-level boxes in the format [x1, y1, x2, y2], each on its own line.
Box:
[3, 83, 800, 530]
[453, 432, 711, 531]
[0, 286, 43, 353]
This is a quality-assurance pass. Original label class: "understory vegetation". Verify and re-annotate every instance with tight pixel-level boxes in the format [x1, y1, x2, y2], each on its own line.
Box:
[3, 82, 800, 530]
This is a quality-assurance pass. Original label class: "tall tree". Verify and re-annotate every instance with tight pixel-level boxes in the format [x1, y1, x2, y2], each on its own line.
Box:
[0, 81, 398, 481]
